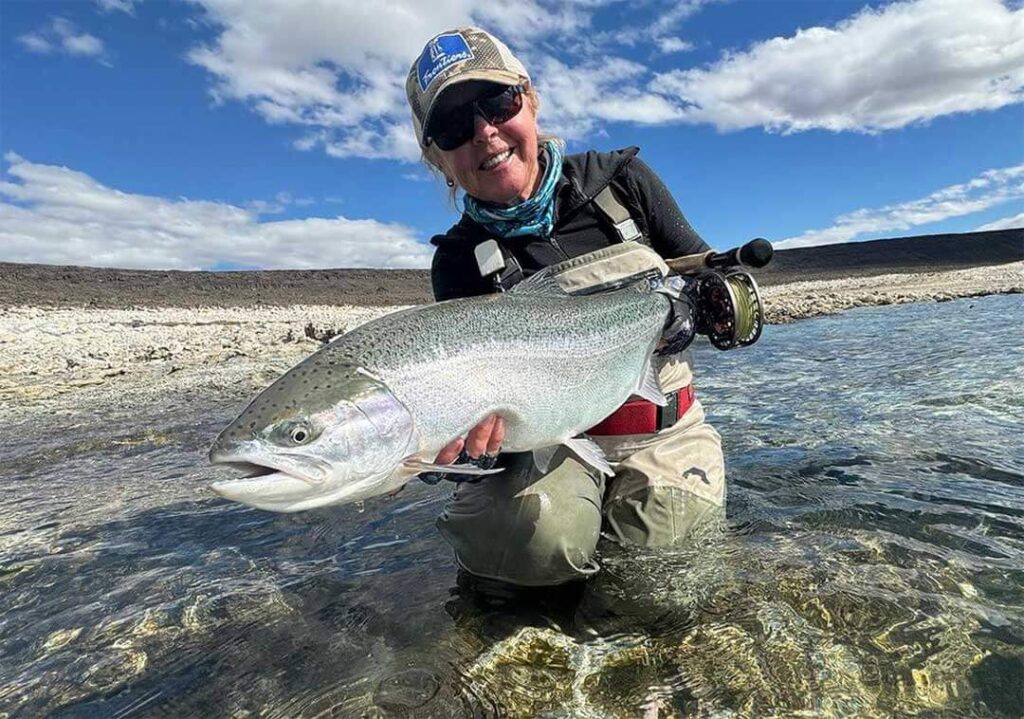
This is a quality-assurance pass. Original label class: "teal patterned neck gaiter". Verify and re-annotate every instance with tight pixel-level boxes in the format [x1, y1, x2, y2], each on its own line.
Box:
[463, 139, 564, 239]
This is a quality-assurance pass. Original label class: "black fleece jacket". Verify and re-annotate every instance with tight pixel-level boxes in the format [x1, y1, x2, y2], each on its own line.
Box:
[429, 147, 710, 301]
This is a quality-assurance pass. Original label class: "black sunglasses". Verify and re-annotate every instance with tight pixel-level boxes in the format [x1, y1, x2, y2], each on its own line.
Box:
[426, 84, 525, 151]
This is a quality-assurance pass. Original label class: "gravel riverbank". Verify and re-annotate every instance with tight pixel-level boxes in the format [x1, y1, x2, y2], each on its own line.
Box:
[2, 262, 1021, 424]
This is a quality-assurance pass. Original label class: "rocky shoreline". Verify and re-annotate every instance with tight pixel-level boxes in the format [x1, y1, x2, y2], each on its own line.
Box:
[1, 262, 1021, 424]
[759, 261, 1023, 323]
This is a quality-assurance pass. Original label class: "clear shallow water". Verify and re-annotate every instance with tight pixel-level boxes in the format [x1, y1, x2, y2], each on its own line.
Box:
[2, 294, 1022, 718]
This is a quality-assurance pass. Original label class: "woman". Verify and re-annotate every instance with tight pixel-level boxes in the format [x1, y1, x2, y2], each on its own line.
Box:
[406, 27, 725, 587]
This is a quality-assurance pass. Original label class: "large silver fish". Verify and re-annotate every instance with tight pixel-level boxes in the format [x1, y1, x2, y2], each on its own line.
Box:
[208, 273, 671, 512]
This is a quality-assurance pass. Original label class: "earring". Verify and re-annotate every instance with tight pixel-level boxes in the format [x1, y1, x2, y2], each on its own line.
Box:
[445, 177, 455, 187]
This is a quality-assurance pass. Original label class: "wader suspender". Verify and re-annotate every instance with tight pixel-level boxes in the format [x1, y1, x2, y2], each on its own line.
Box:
[590, 185, 679, 432]
[591, 185, 642, 243]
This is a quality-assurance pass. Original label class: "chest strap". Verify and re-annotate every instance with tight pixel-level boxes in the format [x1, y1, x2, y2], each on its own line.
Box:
[586, 385, 695, 436]
[592, 185, 642, 242]
[475, 184, 643, 290]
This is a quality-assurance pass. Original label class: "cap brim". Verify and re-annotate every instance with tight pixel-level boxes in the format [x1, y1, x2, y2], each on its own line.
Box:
[421, 69, 525, 145]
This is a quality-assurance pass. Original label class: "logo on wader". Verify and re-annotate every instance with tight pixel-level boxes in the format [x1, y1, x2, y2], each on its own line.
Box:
[682, 467, 710, 485]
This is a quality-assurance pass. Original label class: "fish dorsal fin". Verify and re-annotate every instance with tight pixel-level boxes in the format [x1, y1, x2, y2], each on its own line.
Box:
[510, 269, 568, 297]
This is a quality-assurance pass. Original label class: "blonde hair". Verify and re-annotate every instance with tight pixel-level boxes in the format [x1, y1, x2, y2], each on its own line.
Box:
[419, 85, 562, 208]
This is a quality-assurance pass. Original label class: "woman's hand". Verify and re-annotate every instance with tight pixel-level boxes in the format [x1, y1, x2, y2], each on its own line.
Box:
[435, 414, 505, 464]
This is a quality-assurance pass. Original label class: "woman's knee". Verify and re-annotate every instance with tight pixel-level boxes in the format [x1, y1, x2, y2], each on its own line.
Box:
[438, 493, 602, 585]
[437, 453, 604, 585]
[604, 486, 724, 547]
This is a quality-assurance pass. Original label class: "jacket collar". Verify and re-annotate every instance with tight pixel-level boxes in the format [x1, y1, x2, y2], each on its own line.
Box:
[431, 146, 640, 246]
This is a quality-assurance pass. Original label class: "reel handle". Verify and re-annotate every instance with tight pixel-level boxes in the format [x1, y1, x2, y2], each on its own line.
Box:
[665, 238, 773, 274]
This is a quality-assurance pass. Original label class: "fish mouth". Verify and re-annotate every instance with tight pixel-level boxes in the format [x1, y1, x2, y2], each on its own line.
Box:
[220, 461, 278, 479]
[208, 448, 327, 487]
[208, 452, 367, 513]
[207, 457, 324, 513]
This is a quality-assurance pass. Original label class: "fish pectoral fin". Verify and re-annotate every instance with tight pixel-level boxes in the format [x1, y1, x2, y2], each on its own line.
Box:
[634, 357, 667, 406]
[563, 437, 615, 477]
[532, 445, 559, 474]
[400, 458, 505, 476]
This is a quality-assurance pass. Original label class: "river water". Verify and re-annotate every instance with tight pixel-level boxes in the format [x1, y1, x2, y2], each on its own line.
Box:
[2, 294, 1022, 718]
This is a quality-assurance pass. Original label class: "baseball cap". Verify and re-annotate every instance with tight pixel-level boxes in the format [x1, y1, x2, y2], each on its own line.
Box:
[406, 27, 530, 148]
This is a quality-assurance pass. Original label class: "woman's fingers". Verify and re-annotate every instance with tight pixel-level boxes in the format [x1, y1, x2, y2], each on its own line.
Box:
[434, 436, 465, 465]
[434, 414, 505, 465]
[464, 414, 497, 458]
[486, 416, 505, 455]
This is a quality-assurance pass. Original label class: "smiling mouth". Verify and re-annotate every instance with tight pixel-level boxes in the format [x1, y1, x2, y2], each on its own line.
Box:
[480, 148, 514, 171]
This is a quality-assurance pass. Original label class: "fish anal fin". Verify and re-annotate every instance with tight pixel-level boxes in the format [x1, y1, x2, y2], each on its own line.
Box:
[532, 445, 559, 474]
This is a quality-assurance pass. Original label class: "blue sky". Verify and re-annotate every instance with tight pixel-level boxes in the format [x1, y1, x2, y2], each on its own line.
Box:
[1, 0, 1021, 270]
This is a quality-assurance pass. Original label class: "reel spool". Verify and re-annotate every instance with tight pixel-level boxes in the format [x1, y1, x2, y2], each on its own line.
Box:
[696, 270, 764, 350]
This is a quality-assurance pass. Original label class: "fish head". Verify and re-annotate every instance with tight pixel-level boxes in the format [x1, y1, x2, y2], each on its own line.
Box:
[208, 360, 415, 512]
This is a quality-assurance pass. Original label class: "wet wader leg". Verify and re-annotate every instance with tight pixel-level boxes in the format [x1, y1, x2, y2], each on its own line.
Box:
[436, 449, 605, 586]
[600, 399, 726, 547]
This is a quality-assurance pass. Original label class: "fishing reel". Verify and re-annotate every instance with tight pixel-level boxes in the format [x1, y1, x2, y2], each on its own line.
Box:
[660, 238, 771, 352]
[689, 269, 764, 349]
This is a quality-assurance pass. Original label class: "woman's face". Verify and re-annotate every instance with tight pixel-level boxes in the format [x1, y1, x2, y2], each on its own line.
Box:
[437, 92, 540, 205]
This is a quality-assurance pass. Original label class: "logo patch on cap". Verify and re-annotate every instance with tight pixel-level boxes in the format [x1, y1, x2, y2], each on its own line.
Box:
[417, 32, 474, 91]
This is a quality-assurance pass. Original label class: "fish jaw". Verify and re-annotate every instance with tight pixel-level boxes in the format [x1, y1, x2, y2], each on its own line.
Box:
[208, 441, 330, 485]
[210, 472, 323, 513]
[208, 443, 336, 512]
[209, 461, 404, 512]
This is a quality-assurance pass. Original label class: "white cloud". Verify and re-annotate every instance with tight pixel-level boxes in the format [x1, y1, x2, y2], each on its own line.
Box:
[401, 171, 435, 183]
[0, 154, 431, 270]
[582, 0, 712, 53]
[244, 191, 318, 214]
[17, 17, 108, 62]
[185, 0, 471, 161]
[776, 164, 1024, 248]
[183, 0, 1022, 160]
[975, 212, 1024, 231]
[17, 33, 53, 54]
[655, 37, 694, 55]
[652, 0, 1024, 133]
[62, 34, 105, 58]
[531, 55, 686, 138]
[184, 0, 706, 159]
[470, 2, 590, 42]
[96, 0, 138, 13]
[649, 0, 713, 36]
[50, 17, 104, 57]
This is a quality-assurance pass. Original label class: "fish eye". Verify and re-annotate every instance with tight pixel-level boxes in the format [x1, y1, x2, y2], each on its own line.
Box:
[289, 425, 312, 444]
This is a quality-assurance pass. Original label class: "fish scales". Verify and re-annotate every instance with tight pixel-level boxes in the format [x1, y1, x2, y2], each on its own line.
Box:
[336, 288, 669, 450]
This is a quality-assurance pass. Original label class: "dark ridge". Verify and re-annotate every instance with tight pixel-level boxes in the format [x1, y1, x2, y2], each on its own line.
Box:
[0, 229, 1020, 308]
[751, 228, 1022, 286]
[0, 266, 433, 308]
